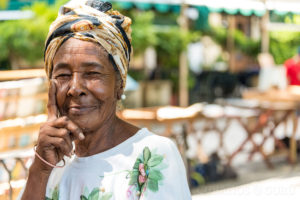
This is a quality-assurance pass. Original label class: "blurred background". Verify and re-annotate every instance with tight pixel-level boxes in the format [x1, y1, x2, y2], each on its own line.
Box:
[0, 0, 300, 199]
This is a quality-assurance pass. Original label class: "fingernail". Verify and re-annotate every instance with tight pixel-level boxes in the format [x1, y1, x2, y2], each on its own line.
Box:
[79, 132, 85, 140]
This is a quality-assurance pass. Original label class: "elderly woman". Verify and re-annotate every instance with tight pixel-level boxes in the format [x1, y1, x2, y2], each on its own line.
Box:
[20, 0, 191, 199]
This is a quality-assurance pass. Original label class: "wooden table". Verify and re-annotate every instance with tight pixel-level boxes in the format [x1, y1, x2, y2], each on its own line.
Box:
[243, 87, 300, 165]
[118, 104, 204, 154]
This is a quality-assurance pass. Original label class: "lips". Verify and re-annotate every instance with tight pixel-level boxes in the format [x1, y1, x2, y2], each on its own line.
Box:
[68, 105, 97, 115]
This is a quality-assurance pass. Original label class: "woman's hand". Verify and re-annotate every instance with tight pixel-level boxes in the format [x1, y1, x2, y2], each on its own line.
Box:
[33, 80, 85, 173]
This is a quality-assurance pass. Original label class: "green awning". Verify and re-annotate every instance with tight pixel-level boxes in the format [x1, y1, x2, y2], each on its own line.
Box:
[239, 9, 253, 16]
[2, 0, 55, 10]
[154, 4, 170, 13]
[109, 0, 266, 17]
[208, 7, 223, 13]
[107, 0, 300, 17]
[224, 8, 239, 15]
[3, 0, 300, 17]
[115, 1, 172, 13]
[207, 7, 265, 17]
[135, 2, 152, 10]
[195, 6, 209, 30]
[253, 10, 266, 17]
[171, 5, 180, 14]
[116, 1, 133, 10]
[274, 10, 288, 16]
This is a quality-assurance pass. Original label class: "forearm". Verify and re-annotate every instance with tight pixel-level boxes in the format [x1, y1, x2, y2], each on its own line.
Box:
[21, 161, 51, 200]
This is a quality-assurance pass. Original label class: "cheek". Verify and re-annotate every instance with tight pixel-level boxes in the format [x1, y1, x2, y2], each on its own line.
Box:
[87, 80, 116, 100]
[55, 83, 69, 112]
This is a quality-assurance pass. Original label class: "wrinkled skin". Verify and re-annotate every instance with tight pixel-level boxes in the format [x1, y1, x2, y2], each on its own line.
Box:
[21, 36, 139, 200]
[52, 38, 120, 133]
[32, 38, 138, 173]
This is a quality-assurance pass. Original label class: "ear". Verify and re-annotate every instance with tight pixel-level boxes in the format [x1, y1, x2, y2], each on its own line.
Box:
[116, 86, 124, 100]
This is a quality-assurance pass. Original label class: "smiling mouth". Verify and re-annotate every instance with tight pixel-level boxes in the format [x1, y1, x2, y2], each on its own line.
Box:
[68, 105, 97, 115]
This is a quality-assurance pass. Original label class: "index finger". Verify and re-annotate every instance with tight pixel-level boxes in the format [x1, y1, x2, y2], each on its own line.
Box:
[47, 79, 59, 120]
[51, 117, 85, 141]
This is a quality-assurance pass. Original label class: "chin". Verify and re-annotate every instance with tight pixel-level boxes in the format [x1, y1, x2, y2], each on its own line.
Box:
[69, 114, 89, 128]
[70, 115, 103, 133]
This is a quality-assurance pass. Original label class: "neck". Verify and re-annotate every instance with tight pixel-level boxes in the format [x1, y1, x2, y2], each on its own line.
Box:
[74, 113, 120, 157]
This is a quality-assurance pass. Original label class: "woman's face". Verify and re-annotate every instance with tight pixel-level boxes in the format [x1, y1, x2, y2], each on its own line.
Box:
[52, 38, 120, 133]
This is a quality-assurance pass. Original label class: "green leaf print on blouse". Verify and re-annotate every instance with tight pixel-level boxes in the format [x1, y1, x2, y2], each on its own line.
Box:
[46, 186, 112, 200]
[128, 146, 167, 197]
[80, 187, 112, 200]
[45, 186, 59, 200]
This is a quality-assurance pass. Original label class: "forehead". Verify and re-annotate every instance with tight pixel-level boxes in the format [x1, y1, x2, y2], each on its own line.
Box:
[55, 38, 107, 57]
[52, 38, 112, 71]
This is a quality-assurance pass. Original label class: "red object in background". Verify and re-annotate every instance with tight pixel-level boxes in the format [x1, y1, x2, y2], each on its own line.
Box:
[285, 58, 300, 85]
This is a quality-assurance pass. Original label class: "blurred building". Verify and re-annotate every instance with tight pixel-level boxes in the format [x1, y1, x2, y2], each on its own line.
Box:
[0, 0, 55, 20]
[1, 0, 300, 105]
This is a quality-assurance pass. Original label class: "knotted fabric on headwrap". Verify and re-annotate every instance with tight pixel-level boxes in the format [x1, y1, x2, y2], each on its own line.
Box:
[44, 0, 132, 88]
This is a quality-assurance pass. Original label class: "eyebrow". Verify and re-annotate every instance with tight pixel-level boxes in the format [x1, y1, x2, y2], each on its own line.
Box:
[53, 63, 70, 71]
[53, 62, 104, 71]
[81, 62, 104, 69]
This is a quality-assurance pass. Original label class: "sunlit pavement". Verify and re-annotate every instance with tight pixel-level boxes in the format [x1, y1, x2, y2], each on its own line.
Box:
[191, 159, 300, 200]
[192, 175, 300, 200]
[187, 112, 300, 199]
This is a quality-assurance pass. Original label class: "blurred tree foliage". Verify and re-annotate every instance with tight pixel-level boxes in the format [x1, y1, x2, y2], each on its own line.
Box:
[0, 0, 68, 69]
[1, 0, 299, 71]
[284, 14, 300, 25]
[156, 28, 199, 69]
[130, 11, 157, 55]
[154, 28, 199, 90]
[211, 27, 300, 65]
[0, 0, 8, 9]
[269, 13, 300, 64]
[0, 0, 198, 97]
[114, 5, 200, 90]
[0, 1, 196, 70]
[211, 27, 260, 58]
[270, 31, 300, 64]
[110, 3, 158, 56]
[112, 4, 200, 91]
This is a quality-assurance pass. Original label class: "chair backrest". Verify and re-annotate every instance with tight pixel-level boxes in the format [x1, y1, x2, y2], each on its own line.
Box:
[257, 53, 287, 91]
[258, 66, 288, 91]
[0, 123, 41, 153]
[0, 69, 48, 153]
[258, 53, 275, 68]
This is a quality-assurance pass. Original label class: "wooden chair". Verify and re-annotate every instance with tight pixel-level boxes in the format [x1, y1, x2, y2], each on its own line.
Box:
[0, 69, 47, 200]
[224, 97, 298, 168]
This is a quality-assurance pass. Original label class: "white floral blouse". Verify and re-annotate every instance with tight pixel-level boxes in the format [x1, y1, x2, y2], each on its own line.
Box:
[20, 128, 191, 200]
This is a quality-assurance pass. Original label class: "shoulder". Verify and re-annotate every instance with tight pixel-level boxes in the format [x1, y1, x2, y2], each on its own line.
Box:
[133, 128, 184, 169]
[136, 128, 179, 154]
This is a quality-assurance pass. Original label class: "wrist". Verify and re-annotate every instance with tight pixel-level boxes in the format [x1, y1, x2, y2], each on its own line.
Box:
[29, 158, 53, 176]
[22, 160, 51, 200]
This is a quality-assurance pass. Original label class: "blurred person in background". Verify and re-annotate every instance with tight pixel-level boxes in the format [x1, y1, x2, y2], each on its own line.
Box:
[19, 0, 191, 199]
[284, 46, 300, 85]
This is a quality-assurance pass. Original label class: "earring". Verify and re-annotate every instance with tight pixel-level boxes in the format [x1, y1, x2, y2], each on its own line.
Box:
[121, 94, 126, 100]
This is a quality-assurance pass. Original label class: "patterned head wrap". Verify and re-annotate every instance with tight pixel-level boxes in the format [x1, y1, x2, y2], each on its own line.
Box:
[44, 0, 132, 88]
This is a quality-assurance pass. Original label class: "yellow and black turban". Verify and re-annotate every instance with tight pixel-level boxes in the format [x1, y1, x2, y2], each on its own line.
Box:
[44, 0, 132, 88]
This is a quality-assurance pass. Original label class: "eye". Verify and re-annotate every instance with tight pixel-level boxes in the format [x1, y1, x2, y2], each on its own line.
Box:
[86, 71, 101, 76]
[55, 73, 71, 79]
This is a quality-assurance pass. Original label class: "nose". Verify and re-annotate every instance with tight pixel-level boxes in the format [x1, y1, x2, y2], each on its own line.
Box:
[67, 73, 87, 97]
